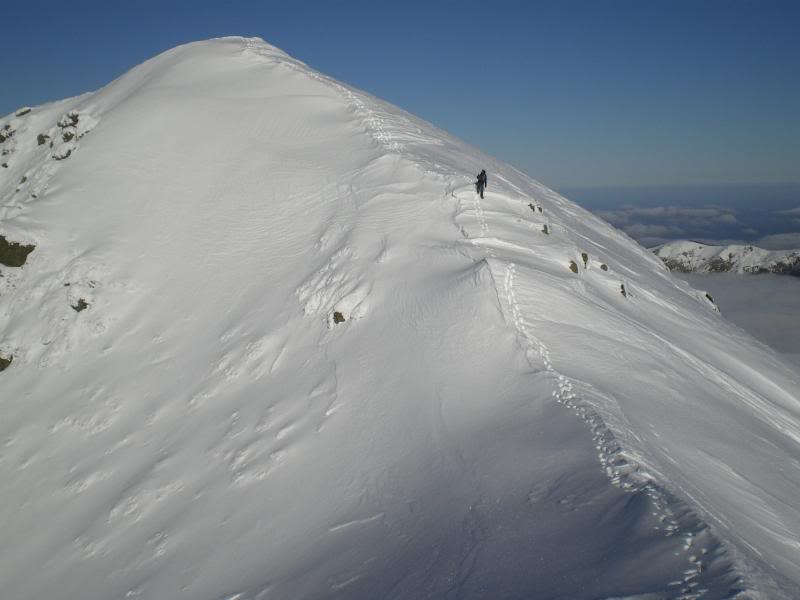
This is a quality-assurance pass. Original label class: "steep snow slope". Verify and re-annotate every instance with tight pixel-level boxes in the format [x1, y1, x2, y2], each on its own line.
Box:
[654, 240, 800, 276]
[1, 37, 800, 599]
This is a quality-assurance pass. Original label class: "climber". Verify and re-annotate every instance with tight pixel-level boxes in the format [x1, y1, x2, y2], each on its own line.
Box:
[476, 169, 488, 199]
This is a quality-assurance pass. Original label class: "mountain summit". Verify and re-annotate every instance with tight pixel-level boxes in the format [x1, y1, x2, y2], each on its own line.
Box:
[1, 37, 799, 599]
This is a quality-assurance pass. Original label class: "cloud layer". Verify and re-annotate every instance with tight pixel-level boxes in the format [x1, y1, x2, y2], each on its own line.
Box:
[565, 184, 800, 250]
[591, 204, 800, 249]
[595, 205, 742, 247]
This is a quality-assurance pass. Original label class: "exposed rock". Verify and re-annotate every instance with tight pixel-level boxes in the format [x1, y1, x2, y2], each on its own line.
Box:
[71, 299, 89, 312]
[0, 236, 36, 267]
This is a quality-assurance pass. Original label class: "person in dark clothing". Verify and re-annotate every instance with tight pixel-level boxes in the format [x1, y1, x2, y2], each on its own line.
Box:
[476, 169, 488, 199]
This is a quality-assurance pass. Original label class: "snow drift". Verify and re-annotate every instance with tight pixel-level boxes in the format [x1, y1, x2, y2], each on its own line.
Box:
[1, 37, 800, 600]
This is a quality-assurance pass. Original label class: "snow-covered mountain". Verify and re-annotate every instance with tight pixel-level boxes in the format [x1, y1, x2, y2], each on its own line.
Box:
[2, 37, 800, 600]
[654, 240, 800, 276]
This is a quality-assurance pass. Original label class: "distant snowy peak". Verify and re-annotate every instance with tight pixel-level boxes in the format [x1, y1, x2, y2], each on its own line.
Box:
[653, 240, 800, 276]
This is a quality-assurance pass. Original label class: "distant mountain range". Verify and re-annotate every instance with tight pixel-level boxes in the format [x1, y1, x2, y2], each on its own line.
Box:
[653, 240, 800, 276]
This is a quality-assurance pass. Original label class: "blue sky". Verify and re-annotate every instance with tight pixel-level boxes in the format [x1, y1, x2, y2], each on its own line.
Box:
[2, 0, 799, 244]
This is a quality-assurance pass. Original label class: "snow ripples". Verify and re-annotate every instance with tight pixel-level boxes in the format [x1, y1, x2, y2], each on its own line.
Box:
[455, 186, 748, 599]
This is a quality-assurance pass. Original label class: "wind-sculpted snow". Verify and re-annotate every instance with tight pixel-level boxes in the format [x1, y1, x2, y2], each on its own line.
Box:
[1, 37, 800, 599]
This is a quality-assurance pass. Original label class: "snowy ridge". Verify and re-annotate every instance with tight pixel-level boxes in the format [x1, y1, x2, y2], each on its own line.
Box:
[1, 37, 800, 599]
[272, 53, 732, 594]
[452, 185, 744, 599]
[654, 240, 800, 276]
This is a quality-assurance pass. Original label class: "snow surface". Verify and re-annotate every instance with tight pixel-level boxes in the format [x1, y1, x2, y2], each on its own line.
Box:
[1, 37, 800, 599]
